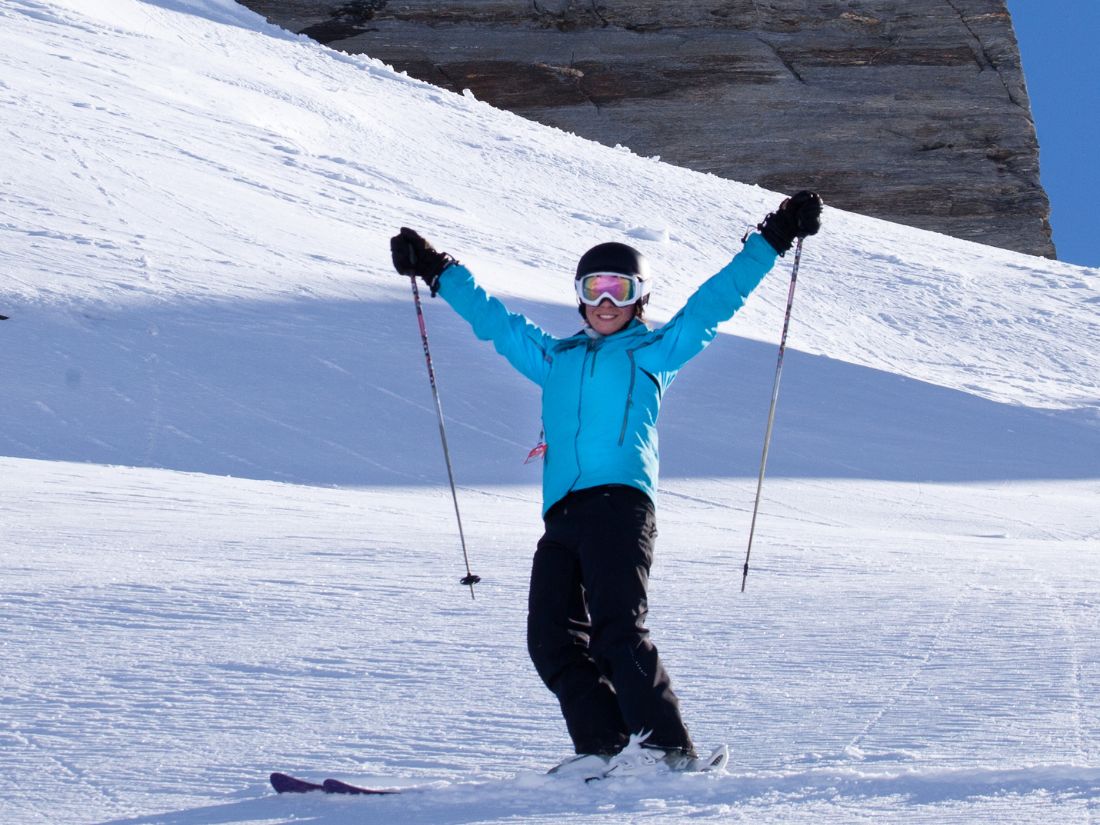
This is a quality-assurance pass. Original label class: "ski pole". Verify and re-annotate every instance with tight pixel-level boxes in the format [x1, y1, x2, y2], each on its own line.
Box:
[409, 275, 481, 599]
[741, 238, 803, 593]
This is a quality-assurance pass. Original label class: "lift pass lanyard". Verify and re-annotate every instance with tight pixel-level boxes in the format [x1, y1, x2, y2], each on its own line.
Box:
[525, 429, 547, 464]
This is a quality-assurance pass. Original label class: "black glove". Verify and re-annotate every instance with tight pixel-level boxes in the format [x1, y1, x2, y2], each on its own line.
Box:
[390, 227, 457, 296]
[757, 191, 824, 254]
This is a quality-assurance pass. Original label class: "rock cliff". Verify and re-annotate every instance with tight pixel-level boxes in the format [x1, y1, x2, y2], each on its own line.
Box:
[240, 0, 1055, 257]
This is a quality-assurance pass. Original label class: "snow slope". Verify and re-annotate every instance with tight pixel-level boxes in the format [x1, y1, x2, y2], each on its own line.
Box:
[1, 1, 1098, 823]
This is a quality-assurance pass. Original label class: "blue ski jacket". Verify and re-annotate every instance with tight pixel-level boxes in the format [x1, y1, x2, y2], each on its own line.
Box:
[436, 232, 779, 515]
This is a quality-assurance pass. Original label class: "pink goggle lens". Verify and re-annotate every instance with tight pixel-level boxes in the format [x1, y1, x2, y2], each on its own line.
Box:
[577, 273, 640, 306]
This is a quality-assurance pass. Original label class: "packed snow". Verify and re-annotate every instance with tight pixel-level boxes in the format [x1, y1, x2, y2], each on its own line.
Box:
[1, 1, 1098, 823]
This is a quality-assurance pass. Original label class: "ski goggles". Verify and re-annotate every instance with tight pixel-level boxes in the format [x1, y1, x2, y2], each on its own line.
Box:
[575, 272, 649, 307]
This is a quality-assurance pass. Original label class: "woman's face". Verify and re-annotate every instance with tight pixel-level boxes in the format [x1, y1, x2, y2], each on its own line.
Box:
[584, 298, 635, 336]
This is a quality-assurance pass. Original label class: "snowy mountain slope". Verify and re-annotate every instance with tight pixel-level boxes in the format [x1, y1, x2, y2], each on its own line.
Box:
[4, 459, 1098, 825]
[1, 1, 1098, 824]
[2, 0, 1097, 490]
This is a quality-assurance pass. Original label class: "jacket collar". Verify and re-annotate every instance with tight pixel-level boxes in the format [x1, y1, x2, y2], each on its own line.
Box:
[580, 318, 647, 340]
[557, 319, 648, 352]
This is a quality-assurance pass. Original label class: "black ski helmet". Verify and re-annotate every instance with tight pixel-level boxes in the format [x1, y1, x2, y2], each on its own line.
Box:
[574, 242, 651, 319]
[575, 241, 649, 283]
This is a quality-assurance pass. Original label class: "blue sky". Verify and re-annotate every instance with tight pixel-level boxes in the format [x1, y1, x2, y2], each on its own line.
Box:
[1008, 1, 1100, 268]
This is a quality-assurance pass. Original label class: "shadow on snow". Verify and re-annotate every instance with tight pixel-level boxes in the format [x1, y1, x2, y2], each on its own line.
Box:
[2, 293, 1096, 489]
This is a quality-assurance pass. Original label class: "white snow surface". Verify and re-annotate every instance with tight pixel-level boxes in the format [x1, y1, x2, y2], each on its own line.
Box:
[2, 1, 1099, 823]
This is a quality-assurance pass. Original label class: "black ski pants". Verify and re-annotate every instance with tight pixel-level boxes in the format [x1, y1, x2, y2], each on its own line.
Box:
[526, 484, 694, 756]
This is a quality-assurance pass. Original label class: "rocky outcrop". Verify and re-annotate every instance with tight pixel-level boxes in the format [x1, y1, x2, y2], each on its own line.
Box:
[240, 0, 1055, 258]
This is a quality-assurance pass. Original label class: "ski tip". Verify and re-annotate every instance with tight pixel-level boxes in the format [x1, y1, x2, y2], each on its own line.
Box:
[270, 771, 399, 796]
[322, 777, 399, 796]
[270, 772, 324, 794]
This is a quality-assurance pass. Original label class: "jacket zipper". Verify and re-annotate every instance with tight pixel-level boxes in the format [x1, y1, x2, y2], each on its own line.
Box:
[570, 343, 592, 492]
[618, 349, 637, 446]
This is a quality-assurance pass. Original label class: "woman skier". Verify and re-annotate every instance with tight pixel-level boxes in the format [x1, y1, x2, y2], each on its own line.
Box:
[390, 191, 822, 774]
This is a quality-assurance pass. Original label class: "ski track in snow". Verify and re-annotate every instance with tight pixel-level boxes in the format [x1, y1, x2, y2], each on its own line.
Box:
[1, 0, 1099, 823]
[2, 464, 1100, 825]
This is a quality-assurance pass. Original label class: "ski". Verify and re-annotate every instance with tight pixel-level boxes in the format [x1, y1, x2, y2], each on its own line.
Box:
[270, 772, 324, 793]
[270, 745, 728, 797]
[323, 777, 399, 795]
[270, 772, 398, 796]
[587, 743, 730, 783]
